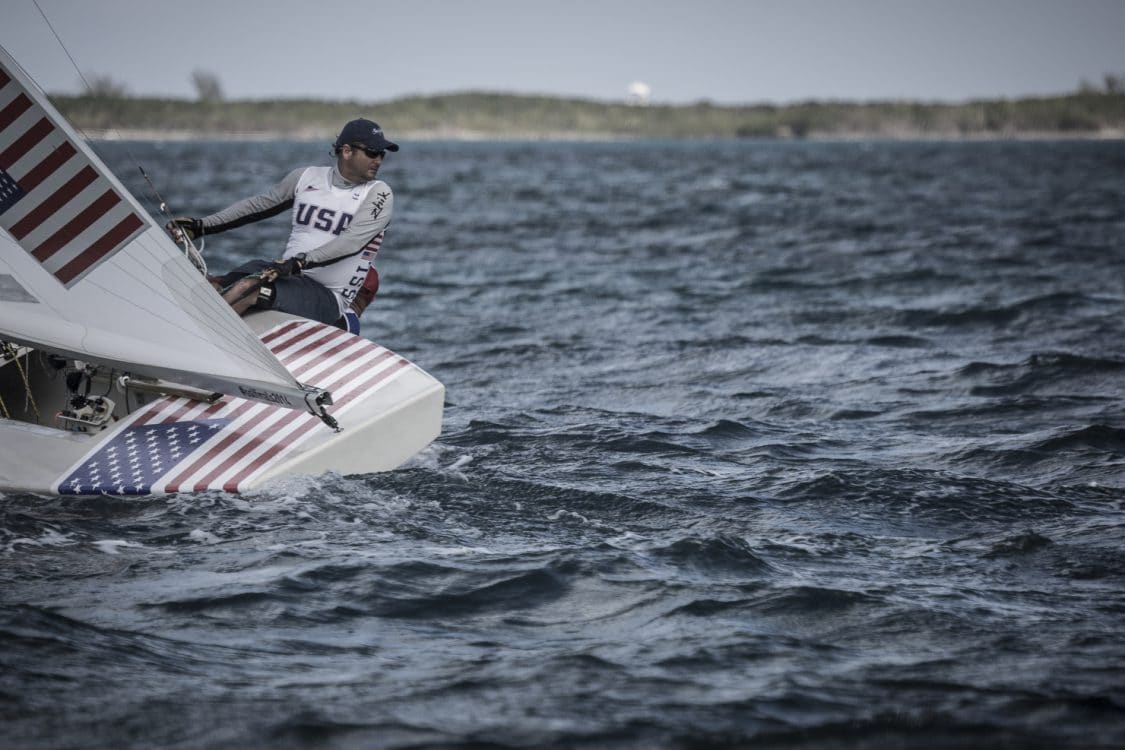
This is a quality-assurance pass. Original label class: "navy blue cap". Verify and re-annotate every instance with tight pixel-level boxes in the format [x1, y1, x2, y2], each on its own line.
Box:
[334, 118, 399, 152]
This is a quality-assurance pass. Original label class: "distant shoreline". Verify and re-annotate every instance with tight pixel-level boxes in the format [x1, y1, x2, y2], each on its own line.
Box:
[84, 128, 1125, 142]
[55, 90, 1125, 142]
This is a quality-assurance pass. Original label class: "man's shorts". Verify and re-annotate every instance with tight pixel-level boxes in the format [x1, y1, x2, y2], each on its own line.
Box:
[217, 260, 341, 325]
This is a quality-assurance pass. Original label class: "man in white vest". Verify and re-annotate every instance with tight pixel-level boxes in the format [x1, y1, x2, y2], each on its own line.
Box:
[167, 118, 396, 333]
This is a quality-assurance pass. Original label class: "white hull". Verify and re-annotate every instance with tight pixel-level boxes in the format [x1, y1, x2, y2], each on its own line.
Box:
[0, 311, 443, 495]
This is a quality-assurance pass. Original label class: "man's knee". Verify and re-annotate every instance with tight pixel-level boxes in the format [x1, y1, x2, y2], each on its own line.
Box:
[252, 282, 276, 310]
[222, 276, 275, 315]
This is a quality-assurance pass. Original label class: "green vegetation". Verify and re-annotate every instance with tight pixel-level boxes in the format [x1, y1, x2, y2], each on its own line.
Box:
[52, 89, 1125, 140]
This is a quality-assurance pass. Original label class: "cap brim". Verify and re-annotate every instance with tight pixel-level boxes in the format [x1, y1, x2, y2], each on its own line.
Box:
[334, 137, 400, 152]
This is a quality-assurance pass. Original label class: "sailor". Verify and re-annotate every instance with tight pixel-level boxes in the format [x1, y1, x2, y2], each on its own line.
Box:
[167, 118, 397, 333]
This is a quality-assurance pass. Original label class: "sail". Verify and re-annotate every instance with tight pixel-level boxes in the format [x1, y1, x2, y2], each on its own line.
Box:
[0, 45, 326, 411]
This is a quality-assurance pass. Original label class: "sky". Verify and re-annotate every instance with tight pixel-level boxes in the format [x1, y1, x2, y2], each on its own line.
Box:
[2, 0, 1124, 105]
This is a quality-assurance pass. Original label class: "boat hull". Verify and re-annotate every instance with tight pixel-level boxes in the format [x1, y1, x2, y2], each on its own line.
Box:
[0, 313, 443, 495]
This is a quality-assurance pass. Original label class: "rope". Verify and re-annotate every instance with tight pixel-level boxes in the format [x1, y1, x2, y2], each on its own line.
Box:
[1, 342, 40, 422]
[139, 166, 208, 276]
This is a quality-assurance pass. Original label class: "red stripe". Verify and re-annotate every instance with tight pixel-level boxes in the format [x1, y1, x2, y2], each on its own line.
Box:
[258, 321, 333, 364]
[301, 330, 366, 365]
[222, 358, 410, 492]
[189, 347, 393, 492]
[271, 323, 381, 382]
[273, 322, 338, 352]
[0, 69, 11, 88]
[155, 397, 228, 425]
[0, 92, 32, 132]
[191, 406, 297, 491]
[139, 400, 191, 427]
[131, 398, 189, 428]
[128, 390, 227, 428]
[19, 141, 77, 192]
[280, 326, 349, 363]
[260, 322, 358, 380]
[123, 398, 168, 427]
[162, 403, 262, 493]
[160, 322, 390, 491]
[0, 117, 52, 168]
[201, 351, 398, 492]
[154, 325, 341, 430]
[161, 329, 331, 491]
[32, 189, 120, 261]
[54, 212, 144, 284]
[10, 165, 97, 239]
[260, 320, 304, 345]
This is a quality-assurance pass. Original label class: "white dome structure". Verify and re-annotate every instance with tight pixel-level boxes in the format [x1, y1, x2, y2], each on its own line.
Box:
[626, 81, 651, 105]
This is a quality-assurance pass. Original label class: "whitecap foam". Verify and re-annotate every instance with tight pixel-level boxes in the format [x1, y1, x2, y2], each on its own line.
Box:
[92, 539, 145, 555]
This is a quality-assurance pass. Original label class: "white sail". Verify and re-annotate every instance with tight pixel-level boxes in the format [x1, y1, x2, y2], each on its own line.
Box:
[0, 44, 325, 411]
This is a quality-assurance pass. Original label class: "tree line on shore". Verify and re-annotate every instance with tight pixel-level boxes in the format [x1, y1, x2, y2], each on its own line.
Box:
[52, 87, 1125, 140]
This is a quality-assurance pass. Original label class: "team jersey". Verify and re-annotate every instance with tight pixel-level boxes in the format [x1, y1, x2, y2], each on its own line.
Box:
[199, 165, 394, 316]
[283, 167, 391, 314]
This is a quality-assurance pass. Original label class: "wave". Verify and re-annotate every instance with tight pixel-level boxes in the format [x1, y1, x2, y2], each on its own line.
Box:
[982, 530, 1054, 558]
[897, 304, 1024, 329]
[894, 292, 1110, 331]
[865, 334, 934, 348]
[829, 409, 884, 421]
[648, 535, 774, 576]
[982, 351, 1125, 375]
[948, 352, 1125, 401]
[772, 468, 1081, 528]
[1031, 424, 1125, 453]
[750, 585, 884, 616]
[352, 565, 570, 620]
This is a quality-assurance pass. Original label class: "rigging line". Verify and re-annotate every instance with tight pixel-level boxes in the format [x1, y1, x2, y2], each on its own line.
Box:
[21, 7, 291, 386]
[86, 232, 288, 372]
[31, 0, 93, 96]
[31, 0, 134, 146]
[1, 342, 41, 421]
[138, 165, 207, 275]
[31, 0, 204, 272]
[16, 350, 39, 419]
[81, 267, 296, 380]
[0, 343, 10, 419]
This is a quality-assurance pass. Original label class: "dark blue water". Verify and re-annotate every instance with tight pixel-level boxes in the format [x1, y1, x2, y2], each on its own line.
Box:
[3, 138, 1125, 749]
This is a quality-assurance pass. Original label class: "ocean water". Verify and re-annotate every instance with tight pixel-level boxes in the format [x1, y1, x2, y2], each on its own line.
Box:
[2, 138, 1124, 749]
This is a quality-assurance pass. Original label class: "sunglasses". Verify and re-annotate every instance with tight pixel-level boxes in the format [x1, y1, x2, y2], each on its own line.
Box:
[350, 144, 386, 159]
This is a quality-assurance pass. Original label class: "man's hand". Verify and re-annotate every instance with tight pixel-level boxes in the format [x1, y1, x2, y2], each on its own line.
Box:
[262, 255, 304, 281]
[166, 217, 203, 241]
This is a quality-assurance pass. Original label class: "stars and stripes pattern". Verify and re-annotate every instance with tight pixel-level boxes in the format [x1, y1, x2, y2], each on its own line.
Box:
[59, 419, 231, 495]
[57, 320, 413, 495]
[0, 63, 145, 286]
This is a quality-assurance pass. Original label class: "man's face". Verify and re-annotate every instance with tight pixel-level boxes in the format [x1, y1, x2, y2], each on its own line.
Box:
[339, 143, 386, 182]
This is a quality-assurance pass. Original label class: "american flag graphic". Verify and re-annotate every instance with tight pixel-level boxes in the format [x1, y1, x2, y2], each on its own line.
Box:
[0, 64, 145, 286]
[57, 320, 413, 495]
[59, 418, 232, 495]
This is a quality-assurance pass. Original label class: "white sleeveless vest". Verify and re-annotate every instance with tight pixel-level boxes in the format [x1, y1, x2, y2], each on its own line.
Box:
[284, 167, 384, 315]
